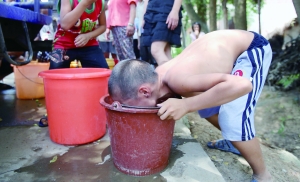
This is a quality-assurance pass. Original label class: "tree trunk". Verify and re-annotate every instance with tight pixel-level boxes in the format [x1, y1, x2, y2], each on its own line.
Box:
[234, 0, 247, 30]
[222, 0, 228, 29]
[196, 0, 207, 23]
[209, 0, 217, 31]
[182, 0, 208, 32]
[292, 0, 300, 23]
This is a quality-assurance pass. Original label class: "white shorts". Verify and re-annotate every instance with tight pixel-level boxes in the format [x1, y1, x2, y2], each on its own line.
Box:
[198, 32, 272, 141]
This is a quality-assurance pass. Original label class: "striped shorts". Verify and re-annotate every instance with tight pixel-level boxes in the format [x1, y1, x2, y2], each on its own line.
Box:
[198, 32, 272, 141]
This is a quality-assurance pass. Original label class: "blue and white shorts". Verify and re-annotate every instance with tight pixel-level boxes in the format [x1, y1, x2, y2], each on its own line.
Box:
[198, 32, 272, 141]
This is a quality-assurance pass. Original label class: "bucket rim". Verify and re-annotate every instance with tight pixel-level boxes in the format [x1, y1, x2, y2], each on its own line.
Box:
[100, 94, 160, 113]
[38, 68, 111, 79]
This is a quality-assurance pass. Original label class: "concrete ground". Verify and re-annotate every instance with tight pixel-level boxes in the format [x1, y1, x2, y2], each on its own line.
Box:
[0, 72, 225, 182]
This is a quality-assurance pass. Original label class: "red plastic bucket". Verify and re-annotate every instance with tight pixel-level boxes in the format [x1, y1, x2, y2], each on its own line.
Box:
[39, 68, 111, 145]
[100, 95, 175, 176]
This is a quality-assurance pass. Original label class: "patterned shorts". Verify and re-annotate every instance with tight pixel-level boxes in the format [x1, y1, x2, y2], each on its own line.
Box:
[111, 26, 136, 61]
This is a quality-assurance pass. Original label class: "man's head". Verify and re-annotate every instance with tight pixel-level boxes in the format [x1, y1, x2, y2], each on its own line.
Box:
[108, 59, 158, 106]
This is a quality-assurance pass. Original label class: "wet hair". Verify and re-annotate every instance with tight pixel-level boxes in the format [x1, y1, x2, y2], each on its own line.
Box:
[108, 59, 158, 102]
[192, 22, 201, 32]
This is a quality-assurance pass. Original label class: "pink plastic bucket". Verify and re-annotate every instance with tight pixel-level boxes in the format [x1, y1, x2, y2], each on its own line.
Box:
[39, 68, 111, 145]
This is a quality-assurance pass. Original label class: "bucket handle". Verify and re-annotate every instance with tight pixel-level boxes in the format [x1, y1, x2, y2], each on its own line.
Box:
[112, 101, 122, 109]
[112, 101, 161, 110]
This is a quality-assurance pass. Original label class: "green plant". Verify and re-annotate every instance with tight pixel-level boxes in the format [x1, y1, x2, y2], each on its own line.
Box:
[277, 117, 286, 135]
[171, 47, 184, 57]
[278, 74, 300, 89]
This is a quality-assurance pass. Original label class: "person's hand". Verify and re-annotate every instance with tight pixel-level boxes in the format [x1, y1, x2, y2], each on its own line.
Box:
[194, 29, 200, 36]
[105, 29, 110, 41]
[157, 98, 188, 121]
[126, 25, 135, 37]
[166, 10, 179, 30]
[74, 34, 90, 47]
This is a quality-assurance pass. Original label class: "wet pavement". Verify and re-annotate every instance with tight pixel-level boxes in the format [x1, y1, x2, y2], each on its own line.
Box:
[0, 73, 225, 182]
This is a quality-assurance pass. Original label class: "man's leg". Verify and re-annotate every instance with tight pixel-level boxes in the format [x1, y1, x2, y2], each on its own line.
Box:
[205, 114, 241, 156]
[232, 139, 272, 181]
[206, 115, 272, 181]
[151, 41, 169, 65]
[205, 114, 220, 130]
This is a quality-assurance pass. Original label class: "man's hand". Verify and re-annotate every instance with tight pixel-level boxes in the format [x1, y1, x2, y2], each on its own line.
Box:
[157, 98, 188, 121]
[74, 34, 90, 47]
[166, 10, 179, 30]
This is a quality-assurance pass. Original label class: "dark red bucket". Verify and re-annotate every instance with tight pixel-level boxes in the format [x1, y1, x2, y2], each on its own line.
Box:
[100, 95, 175, 176]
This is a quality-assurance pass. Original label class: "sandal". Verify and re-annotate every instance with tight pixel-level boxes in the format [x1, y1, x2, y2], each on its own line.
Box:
[250, 177, 258, 182]
[38, 116, 48, 127]
[207, 139, 241, 156]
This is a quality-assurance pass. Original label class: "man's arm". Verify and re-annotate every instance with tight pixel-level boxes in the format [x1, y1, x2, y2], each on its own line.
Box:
[183, 74, 252, 112]
[158, 73, 252, 120]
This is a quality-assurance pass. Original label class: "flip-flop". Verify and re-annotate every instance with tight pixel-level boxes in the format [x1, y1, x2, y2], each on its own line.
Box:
[38, 116, 48, 127]
[250, 177, 258, 182]
[207, 139, 241, 156]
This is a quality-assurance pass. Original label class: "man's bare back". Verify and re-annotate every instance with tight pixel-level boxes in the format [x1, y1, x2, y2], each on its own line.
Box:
[156, 30, 255, 97]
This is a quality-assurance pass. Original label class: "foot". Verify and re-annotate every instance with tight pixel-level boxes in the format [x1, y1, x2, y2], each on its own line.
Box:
[38, 116, 48, 127]
[207, 139, 241, 156]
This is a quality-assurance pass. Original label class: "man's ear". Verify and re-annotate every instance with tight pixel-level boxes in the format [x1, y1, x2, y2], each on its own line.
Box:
[138, 85, 151, 98]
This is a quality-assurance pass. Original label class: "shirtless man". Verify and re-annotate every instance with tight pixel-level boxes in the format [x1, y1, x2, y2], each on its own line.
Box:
[108, 29, 273, 182]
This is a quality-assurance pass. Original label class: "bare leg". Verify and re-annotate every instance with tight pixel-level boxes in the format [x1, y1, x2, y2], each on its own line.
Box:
[151, 41, 170, 65]
[206, 114, 272, 181]
[205, 114, 220, 130]
[232, 139, 272, 182]
[164, 44, 172, 60]
[111, 53, 118, 64]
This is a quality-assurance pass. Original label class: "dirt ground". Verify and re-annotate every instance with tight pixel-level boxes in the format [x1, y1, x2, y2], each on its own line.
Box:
[187, 86, 300, 182]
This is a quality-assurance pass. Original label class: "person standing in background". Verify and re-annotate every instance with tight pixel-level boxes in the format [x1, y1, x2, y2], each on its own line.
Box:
[106, 0, 137, 61]
[141, 0, 183, 65]
[97, 5, 119, 65]
[136, 0, 157, 66]
[190, 22, 205, 42]
[98, 29, 119, 65]
[49, 0, 108, 69]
